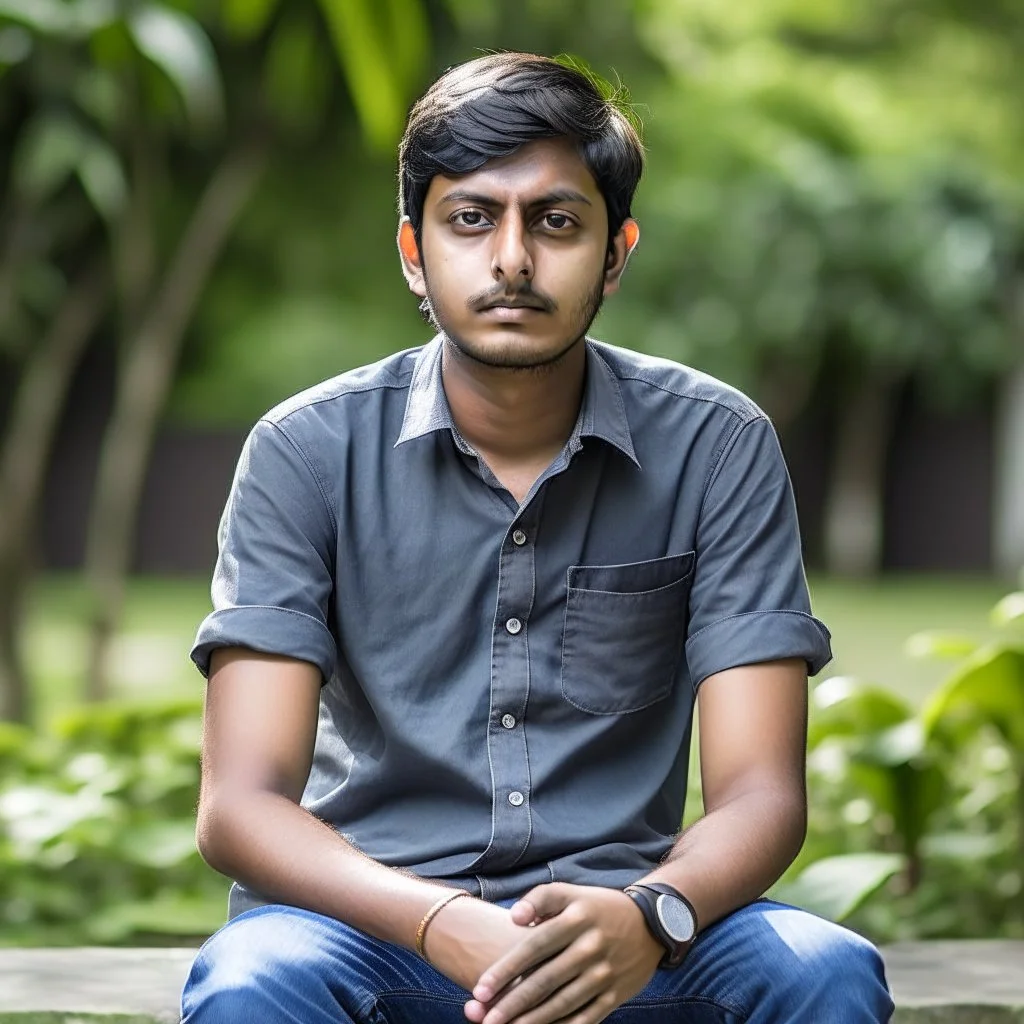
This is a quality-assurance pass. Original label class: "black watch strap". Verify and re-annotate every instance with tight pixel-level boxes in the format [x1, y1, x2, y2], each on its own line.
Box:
[624, 883, 698, 969]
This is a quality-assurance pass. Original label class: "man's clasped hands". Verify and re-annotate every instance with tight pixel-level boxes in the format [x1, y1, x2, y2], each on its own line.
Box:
[423, 882, 668, 1024]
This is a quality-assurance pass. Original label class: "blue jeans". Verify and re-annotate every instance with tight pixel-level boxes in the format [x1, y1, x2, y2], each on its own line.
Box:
[180, 899, 894, 1022]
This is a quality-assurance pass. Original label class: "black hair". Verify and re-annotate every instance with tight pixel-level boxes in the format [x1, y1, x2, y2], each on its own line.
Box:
[398, 53, 644, 246]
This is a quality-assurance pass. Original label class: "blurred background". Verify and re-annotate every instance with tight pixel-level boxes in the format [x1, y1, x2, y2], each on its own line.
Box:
[1, 0, 1022, 948]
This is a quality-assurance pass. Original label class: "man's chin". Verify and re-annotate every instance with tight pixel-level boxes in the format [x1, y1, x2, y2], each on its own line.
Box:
[445, 331, 582, 371]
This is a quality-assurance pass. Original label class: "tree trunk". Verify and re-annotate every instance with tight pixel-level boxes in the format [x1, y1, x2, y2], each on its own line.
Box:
[822, 375, 901, 577]
[82, 146, 265, 701]
[0, 263, 108, 721]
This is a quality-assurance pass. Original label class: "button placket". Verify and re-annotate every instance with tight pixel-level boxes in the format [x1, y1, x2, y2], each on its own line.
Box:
[473, 508, 541, 874]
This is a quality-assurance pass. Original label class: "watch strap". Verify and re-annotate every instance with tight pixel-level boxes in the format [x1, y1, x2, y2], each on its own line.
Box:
[623, 884, 697, 969]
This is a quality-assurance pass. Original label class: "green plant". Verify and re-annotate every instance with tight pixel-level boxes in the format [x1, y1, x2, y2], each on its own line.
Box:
[0, 699, 228, 945]
[775, 586, 1024, 940]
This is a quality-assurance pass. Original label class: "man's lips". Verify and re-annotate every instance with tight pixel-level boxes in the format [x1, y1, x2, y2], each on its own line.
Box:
[480, 299, 548, 311]
[478, 303, 546, 320]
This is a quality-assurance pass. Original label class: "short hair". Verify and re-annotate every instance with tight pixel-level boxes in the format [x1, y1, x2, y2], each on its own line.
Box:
[398, 53, 644, 247]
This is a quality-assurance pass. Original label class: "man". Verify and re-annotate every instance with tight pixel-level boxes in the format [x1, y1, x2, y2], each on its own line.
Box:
[181, 53, 893, 1023]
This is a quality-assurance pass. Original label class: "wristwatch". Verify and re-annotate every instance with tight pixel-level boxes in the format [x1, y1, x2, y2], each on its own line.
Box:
[623, 883, 698, 969]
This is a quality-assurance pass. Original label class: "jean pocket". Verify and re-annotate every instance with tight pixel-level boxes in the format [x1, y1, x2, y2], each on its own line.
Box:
[561, 552, 694, 715]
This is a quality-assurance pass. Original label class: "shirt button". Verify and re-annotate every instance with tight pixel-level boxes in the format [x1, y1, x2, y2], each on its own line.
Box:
[505, 617, 522, 635]
[508, 791, 525, 807]
[512, 529, 527, 546]
[501, 713, 516, 730]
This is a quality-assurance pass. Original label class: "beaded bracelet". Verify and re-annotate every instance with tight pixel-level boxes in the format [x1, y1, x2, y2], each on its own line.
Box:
[416, 890, 472, 960]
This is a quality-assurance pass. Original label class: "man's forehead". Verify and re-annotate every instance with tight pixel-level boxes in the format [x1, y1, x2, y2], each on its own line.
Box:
[425, 138, 601, 205]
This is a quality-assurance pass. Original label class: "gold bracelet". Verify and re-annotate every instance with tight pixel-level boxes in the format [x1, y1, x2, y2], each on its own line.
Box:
[416, 889, 471, 960]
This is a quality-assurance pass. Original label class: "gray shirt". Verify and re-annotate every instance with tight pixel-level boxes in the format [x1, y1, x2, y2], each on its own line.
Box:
[191, 335, 832, 917]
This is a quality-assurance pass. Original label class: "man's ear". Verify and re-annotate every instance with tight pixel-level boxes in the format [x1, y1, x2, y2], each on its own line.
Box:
[397, 218, 427, 298]
[603, 218, 640, 297]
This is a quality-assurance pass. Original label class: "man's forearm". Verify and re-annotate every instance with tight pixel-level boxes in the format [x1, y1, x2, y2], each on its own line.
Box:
[198, 789, 456, 948]
[637, 786, 806, 932]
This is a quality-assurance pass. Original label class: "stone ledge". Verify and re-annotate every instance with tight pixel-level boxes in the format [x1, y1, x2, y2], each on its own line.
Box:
[0, 942, 1021, 1022]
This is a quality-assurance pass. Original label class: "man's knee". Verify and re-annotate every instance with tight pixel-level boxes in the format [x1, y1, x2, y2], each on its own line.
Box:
[180, 906, 352, 1023]
[758, 903, 893, 1020]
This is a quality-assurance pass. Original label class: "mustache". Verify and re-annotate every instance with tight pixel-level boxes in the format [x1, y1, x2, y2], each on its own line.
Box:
[467, 285, 558, 314]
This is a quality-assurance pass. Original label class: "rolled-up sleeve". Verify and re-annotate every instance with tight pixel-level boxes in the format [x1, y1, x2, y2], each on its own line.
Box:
[190, 418, 337, 682]
[685, 415, 831, 688]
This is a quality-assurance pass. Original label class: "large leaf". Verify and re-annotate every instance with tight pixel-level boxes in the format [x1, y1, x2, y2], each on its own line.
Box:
[222, 0, 280, 39]
[904, 630, 979, 661]
[86, 895, 226, 941]
[807, 675, 912, 748]
[991, 592, 1024, 628]
[0, 0, 115, 37]
[12, 113, 87, 201]
[922, 645, 1024, 749]
[317, 0, 428, 151]
[76, 134, 128, 220]
[771, 852, 905, 921]
[128, 4, 224, 133]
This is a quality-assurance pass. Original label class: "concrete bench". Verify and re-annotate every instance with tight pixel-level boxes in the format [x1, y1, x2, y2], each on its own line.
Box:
[0, 943, 1021, 1022]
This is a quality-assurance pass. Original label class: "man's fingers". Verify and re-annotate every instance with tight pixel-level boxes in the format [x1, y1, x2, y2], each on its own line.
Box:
[473, 913, 583, 1004]
[488, 964, 611, 1024]
[509, 882, 572, 926]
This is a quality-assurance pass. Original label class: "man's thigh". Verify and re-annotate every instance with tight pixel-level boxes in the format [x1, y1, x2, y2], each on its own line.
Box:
[180, 903, 469, 1024]
[613, 899, 893, 1024]
[181, 899, 893, 1024]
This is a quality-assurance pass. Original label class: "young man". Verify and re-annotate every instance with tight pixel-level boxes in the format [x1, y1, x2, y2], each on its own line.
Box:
[181, 53, 893, 1023]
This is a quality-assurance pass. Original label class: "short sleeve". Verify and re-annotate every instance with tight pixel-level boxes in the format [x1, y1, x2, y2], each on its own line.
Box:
[190, 418, 337, 681]
[685, 416, 832, 688]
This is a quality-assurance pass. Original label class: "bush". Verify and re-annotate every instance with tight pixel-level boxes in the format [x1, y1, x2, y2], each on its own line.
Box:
[773, 588, 1024, 940]
[0, 699, 228, 945]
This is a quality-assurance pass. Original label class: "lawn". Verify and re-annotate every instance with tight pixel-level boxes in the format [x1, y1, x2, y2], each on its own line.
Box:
[22, 573, 1013, 725]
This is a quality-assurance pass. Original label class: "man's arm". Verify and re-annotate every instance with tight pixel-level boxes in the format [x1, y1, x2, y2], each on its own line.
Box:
[197, 646, 528, 989]
[465, 657, 808, 1024]
[639, 655, 808, 924]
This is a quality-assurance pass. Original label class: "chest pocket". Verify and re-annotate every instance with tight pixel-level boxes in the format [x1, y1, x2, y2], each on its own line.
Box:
[561, 551, 694, 715]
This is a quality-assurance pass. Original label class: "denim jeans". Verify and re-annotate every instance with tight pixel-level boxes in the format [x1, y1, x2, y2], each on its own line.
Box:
[180, 898, 894, 1023]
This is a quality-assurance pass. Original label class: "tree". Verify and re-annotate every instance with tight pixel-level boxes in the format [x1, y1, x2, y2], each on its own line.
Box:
[604, 0, 1024, 574]
[0, 0, 432, 717]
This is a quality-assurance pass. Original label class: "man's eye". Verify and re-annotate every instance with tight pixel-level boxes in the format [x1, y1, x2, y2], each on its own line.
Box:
[454, 211, 486, 227]
[543, 213, 571, 230]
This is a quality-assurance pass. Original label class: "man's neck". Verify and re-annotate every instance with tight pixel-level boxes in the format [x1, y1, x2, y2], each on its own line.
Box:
[440, 337, 587, 500]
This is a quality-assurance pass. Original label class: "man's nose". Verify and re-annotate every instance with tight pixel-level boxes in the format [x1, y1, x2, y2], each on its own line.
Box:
[491, 214, 533, 282]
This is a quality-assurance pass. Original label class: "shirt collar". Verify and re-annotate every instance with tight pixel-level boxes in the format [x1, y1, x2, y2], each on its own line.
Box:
[395, 335, 639, 468]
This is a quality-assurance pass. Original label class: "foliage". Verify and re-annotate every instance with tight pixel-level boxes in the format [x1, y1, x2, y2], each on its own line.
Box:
[0, 699, 227, 945]
[771, 586, 1024, 940]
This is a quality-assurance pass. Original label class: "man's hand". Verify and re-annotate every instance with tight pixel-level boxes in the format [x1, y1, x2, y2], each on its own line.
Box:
[464, 883, 664, 1024]
[422, 896, 535, 994]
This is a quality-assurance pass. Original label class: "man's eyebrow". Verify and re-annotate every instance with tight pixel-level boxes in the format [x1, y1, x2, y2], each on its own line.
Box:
[436, 188, 593, 208]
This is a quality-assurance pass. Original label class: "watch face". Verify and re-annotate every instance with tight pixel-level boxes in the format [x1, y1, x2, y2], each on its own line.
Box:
[656, 894, 696, 943]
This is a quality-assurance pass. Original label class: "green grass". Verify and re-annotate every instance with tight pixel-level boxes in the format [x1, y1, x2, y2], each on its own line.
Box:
[20, 573, 1013, 725]
[809, 574, 1010, 706]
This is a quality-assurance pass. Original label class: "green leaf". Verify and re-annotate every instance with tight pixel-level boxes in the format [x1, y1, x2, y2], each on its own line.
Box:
[808, 675, 911, 747]
[12, 113, 87, 202]
[316, 0, 428, 151]
[922, 645, 1024, 749]
[0, 0, 115, 37]
[77, 135, 128, 220]
[222, 0, 280, 39]
[992, 592, 1024, 628]
[117, 819, 199, 868]
[87, 895, 225, 941]
[771, 852, 905, 921]
[904, 631, 979, 660]
[127, 4, 224, 133]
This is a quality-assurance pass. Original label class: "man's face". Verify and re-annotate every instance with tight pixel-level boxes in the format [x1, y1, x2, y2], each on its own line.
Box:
[401, 138, 631, 370]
